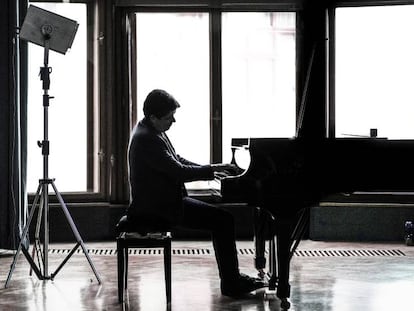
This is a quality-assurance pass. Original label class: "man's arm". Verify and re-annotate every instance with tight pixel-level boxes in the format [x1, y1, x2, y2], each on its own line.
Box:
[139, 135, 214, 182]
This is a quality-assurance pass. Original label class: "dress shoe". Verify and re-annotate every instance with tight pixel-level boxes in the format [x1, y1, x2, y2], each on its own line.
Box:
[221, 273, 266, 297]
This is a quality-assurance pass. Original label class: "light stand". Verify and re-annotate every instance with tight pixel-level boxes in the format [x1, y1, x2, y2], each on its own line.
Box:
[5, 5, 101, 287]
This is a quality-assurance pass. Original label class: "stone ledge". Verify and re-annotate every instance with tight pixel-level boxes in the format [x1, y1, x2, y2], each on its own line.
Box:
[310, 204, 414, 242]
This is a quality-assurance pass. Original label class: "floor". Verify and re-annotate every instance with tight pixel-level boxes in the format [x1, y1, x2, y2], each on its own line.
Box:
[1, 239, 414, 311]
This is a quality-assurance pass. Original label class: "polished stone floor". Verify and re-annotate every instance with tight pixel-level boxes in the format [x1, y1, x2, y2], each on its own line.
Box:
[1, 239, 414, 310]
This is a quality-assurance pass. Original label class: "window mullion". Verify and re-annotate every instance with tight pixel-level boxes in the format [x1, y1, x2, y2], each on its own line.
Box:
[209, 10, 222, 164]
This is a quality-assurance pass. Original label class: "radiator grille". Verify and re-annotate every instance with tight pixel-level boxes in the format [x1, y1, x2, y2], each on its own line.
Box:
[47, 248, 406, 257]
[293, 249, 405, 257]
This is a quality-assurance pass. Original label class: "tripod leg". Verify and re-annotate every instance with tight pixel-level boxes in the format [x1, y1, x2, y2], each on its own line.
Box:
[50, 181, 102, 284]
[30, 192, 45, 276]
[5, 183, 43, 288]
[52, 242, 81, 279]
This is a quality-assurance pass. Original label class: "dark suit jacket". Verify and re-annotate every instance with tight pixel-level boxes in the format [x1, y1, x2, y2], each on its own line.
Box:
[127, 118, 214, 228]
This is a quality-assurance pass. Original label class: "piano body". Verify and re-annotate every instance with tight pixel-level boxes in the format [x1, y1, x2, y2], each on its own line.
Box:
[221, 137, 414, 308]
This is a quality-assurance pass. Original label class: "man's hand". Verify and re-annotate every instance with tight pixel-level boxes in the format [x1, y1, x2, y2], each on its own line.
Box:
[211, 163, 239, 179]
[211, 163, 237, 173]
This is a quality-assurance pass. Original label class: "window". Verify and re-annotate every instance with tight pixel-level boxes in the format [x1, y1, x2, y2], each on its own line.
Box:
[134, 10, 296, 170]
[335, 5, 414, 139]
[222, 12, 296, 162]
[135, 12, 210, 165]
[27, 2, 88, 193]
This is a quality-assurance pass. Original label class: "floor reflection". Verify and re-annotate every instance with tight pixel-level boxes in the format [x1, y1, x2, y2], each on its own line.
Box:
[1, 240, 414, 311]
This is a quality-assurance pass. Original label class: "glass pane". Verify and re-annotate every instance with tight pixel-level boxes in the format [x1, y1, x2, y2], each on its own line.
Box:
[222, 12, 296, 162]
[336, 6, 414, 139]
[135, 13, 210, 165]
[27, 3, 87, 192]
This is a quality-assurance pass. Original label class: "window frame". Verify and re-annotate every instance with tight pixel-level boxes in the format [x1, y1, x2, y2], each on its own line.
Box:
[113, 2, 306, 202]
[119, 3, 302, 162]
[325, 1, 414, 203]
[329, 3, 414, 139]
[118, 0, 414, 204]
[327, 1, 414, 138]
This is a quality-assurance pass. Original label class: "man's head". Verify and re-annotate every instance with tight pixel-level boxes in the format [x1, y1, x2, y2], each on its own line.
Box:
[143, 89, 180, 132]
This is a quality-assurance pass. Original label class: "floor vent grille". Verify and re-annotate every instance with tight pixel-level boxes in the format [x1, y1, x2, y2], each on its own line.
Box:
[48, 248, 406, 257]
[292, 249, 405, 257]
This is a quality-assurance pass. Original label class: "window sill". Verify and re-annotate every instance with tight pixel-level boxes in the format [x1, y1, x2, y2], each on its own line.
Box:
[321, 192, 414, 205]
[28, 191, 108, 204]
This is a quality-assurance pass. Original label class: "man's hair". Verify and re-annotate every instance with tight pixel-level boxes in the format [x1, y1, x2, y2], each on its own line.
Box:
[143, 89, 180, 118]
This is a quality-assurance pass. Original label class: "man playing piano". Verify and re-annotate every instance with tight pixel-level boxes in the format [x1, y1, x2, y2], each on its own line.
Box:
[127, 89, 266, 297]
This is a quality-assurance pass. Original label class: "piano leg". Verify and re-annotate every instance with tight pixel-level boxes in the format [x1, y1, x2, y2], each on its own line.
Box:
[289, 207, 310, 260]
[276, 217, 293, 298]
[253, 207, 271, 278]
[268, 234, 277, 290]
[254, 206, 309, 310]
[256, 215, 292, 309]
[274, 209, 309, 310]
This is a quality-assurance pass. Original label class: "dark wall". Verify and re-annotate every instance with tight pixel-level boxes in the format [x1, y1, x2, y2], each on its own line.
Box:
[24, 202, 254, 242]
[0, 0, 14, 249]
[0, 0, 27, 249]
[297, 1, 329, 139]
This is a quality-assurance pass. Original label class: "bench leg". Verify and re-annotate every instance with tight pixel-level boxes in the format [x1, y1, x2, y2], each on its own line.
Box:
[125, 248, 128, 289]
[164, 241, 172, 304]
[117, 242, 125, 303]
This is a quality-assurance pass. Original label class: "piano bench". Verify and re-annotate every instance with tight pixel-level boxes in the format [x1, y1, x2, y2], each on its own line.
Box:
[116, 215, 172, 304]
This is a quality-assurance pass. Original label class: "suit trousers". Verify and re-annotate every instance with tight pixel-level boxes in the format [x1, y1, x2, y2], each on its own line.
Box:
[176, 196, 240, 282]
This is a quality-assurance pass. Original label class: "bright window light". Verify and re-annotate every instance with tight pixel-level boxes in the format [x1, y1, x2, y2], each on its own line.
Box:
[27, 2, 87, 192]
[222, 12, 296, 162]
[336, 5, 414, 139]
[135, 12, 210, 165]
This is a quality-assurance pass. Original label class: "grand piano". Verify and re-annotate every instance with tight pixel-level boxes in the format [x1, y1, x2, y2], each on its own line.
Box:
[220, 136, 414, 309]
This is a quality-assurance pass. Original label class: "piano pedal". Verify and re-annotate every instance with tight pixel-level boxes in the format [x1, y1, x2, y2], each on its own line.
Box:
[262, 291, 291, 310]
[266, 273, 278, 291]
[262, 283, 291, 309]
[257, 268, 266, 280]
[263, 287, 277, 299]
[256, 269, 272, 289]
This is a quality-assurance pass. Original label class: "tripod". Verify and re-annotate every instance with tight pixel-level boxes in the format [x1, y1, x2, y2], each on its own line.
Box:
[5, 31, 101, 288]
